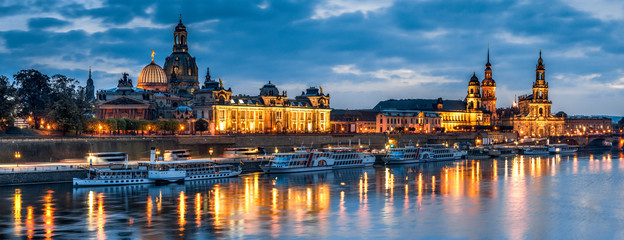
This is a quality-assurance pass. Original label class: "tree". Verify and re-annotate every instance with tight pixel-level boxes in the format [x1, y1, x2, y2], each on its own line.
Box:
[48, 96, 81, 135]
[0, 75, 16, 131]
[105, 118, 117, 135]
[13, 69, 51, 129]
[138, 120, 149, 135]
[116, 119, 127, 134]
[195, 119, 209, 135]
[164, 119, 179, 134]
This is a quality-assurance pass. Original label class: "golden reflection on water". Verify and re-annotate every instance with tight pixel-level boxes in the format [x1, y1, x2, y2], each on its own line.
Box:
[96, 193, 105, 240]
[12, 153, 624, 239]
[43, 190, 55, 240]
[13, 189, 22, 237]
[179, 191, 186, 233]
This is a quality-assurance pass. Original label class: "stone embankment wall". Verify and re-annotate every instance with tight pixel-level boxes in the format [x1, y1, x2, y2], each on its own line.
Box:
[0, 169, 87, 186]
[0, 132, 517, 163]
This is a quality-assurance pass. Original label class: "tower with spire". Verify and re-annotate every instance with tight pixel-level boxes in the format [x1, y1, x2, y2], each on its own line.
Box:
[512, 50, 563, 137]
[466, 72, 482, 111]
[163, 14, 199, 99]
[86, 67, 95, 102]
[481, 46, 497, 120]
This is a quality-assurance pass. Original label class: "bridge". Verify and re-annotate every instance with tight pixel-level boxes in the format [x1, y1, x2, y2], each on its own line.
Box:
[549, 134, 623, 148]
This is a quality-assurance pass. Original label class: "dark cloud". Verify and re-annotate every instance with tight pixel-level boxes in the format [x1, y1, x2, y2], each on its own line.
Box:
[0, 0, 623, 115]
[28, 17, 70, 30]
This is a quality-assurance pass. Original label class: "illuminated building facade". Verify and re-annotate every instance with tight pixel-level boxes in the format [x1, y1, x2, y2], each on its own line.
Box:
[95, 73, 156, 119]
[376, 110, 441, 133]
[507, 51, 564, 137]
[558, 112, 612, 135]
[373, 96, 490, 132]
[192, 75, 331, 133]
[481, 48, 497, 121]
[330, 109, 377, 133]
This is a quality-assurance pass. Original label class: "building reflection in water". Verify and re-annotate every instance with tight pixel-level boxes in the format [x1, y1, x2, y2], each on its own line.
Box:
[8, 153, 624, 239]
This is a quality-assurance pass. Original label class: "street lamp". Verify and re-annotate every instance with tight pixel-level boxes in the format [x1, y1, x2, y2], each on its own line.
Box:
[14, 151, 21, 168]
[98, 124, 103, 136]
[209, 147, 214, 160]
[12, 141, 20, 168]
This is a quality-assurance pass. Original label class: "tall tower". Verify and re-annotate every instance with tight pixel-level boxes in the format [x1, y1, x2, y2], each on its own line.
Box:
[529, 50, 552, 117]
[163, 14, 199, 99]
[86, 67, 95, 102]
[466, 72, 482, 112]
[481, 47, 497, 118]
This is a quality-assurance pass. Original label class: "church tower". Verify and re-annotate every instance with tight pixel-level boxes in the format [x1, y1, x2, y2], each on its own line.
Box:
[481, 47, 497, 117]
[466, 72, 482, 112]
[163, 14, 199, 99]
[529, 50, 552, 117]
[86, 67, 95, 102]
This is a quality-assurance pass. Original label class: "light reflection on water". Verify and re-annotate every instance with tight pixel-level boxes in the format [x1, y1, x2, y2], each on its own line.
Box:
[2, 153, 624, 239]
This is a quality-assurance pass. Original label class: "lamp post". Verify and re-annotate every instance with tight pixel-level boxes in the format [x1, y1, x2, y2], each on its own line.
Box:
[209, 147, 214, 160]
[98, 124, 103, 136]
[12, 141, 20, 168]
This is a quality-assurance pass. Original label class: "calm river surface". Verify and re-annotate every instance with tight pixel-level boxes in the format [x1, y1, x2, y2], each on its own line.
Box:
[1, 153, 624, 239]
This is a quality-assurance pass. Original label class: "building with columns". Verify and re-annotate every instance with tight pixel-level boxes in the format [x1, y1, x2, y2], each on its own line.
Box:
[192, 73, 331, 134]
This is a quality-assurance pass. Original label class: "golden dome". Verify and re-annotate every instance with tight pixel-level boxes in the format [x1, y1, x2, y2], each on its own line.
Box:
[137, 61, 168, 92]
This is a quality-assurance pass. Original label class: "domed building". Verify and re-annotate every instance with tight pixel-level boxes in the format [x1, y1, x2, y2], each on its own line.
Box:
[137, 57, 168, 92]
[163, 16, 199, 98]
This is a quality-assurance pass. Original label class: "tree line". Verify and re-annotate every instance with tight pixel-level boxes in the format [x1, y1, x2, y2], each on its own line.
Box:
[0, 69, 90, 135]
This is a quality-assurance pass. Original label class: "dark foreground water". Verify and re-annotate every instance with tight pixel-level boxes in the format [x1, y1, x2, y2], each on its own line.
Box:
[1, 153, 624, 239]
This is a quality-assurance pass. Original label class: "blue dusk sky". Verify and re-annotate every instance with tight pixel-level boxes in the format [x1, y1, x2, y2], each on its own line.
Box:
[1, 0, 623, 115]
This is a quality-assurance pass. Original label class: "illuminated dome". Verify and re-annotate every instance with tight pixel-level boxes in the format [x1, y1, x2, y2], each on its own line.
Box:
[138, 60, 168, 92]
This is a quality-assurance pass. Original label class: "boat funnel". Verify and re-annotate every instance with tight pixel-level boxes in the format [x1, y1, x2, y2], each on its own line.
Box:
[150, 147, 156, 162]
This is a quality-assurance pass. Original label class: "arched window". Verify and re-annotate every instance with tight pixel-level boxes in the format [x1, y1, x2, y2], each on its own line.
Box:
[470, 89, 473, 94]
[181, 36, 185, 45]
[539, 108, 543, 116]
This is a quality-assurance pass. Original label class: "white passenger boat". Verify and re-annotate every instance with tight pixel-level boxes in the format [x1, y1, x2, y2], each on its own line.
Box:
[73, 152, 153, 187]
[383, 144, 463, 164]
[142, 148, 242, 182]
[326, 147, 375, 169]
[420, 144, 464, 161]
[382, 146, 426, 164]
[261, 151, 335, 173]
[73, 168, 152, 187]
[521, 146, 549, 155]
[548, 144, 578, 154]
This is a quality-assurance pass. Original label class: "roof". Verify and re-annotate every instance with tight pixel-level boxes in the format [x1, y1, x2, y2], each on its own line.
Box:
[373, 99, 466, 112]
[101, 96, 149, 106]
[330, 109, 379, 121]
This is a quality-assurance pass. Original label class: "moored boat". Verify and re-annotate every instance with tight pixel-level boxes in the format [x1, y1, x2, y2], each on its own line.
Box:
[382, 146, 426, 164]
[326, 147, 375, 169]
[520, 146, 549, 155]
[261, 151, 334, 173]
[548, 144, 577, 154]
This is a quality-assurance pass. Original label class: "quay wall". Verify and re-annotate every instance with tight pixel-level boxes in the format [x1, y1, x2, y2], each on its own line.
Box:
[0, 133, 517, 163]
[0, 169, 87, 186]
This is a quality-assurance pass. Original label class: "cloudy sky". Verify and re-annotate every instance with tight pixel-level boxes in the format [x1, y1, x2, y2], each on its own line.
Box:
[1, 0, 624, 115]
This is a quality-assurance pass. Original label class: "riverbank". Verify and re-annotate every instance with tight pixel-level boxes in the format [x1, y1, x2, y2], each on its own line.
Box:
[0, 132, 516, 163]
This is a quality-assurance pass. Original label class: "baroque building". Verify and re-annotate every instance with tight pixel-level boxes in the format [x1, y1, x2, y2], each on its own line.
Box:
[95, 73, 156, 119]
[163, 16, 199, 99]
[192, 73, 331, 134]
[481, 48, 497, 121]
[505, 51, 564, 137]
[93, 16, 331, 133]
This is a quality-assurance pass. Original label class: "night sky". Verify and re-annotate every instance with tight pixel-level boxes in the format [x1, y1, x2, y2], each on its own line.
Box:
[1, 0, 623, 115]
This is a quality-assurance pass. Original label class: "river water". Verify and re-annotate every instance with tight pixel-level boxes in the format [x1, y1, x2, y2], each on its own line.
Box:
[1, 152, 623, 239]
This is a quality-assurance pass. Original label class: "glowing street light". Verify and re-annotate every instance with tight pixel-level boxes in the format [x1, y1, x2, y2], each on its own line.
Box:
[209, 147, 214, 160]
